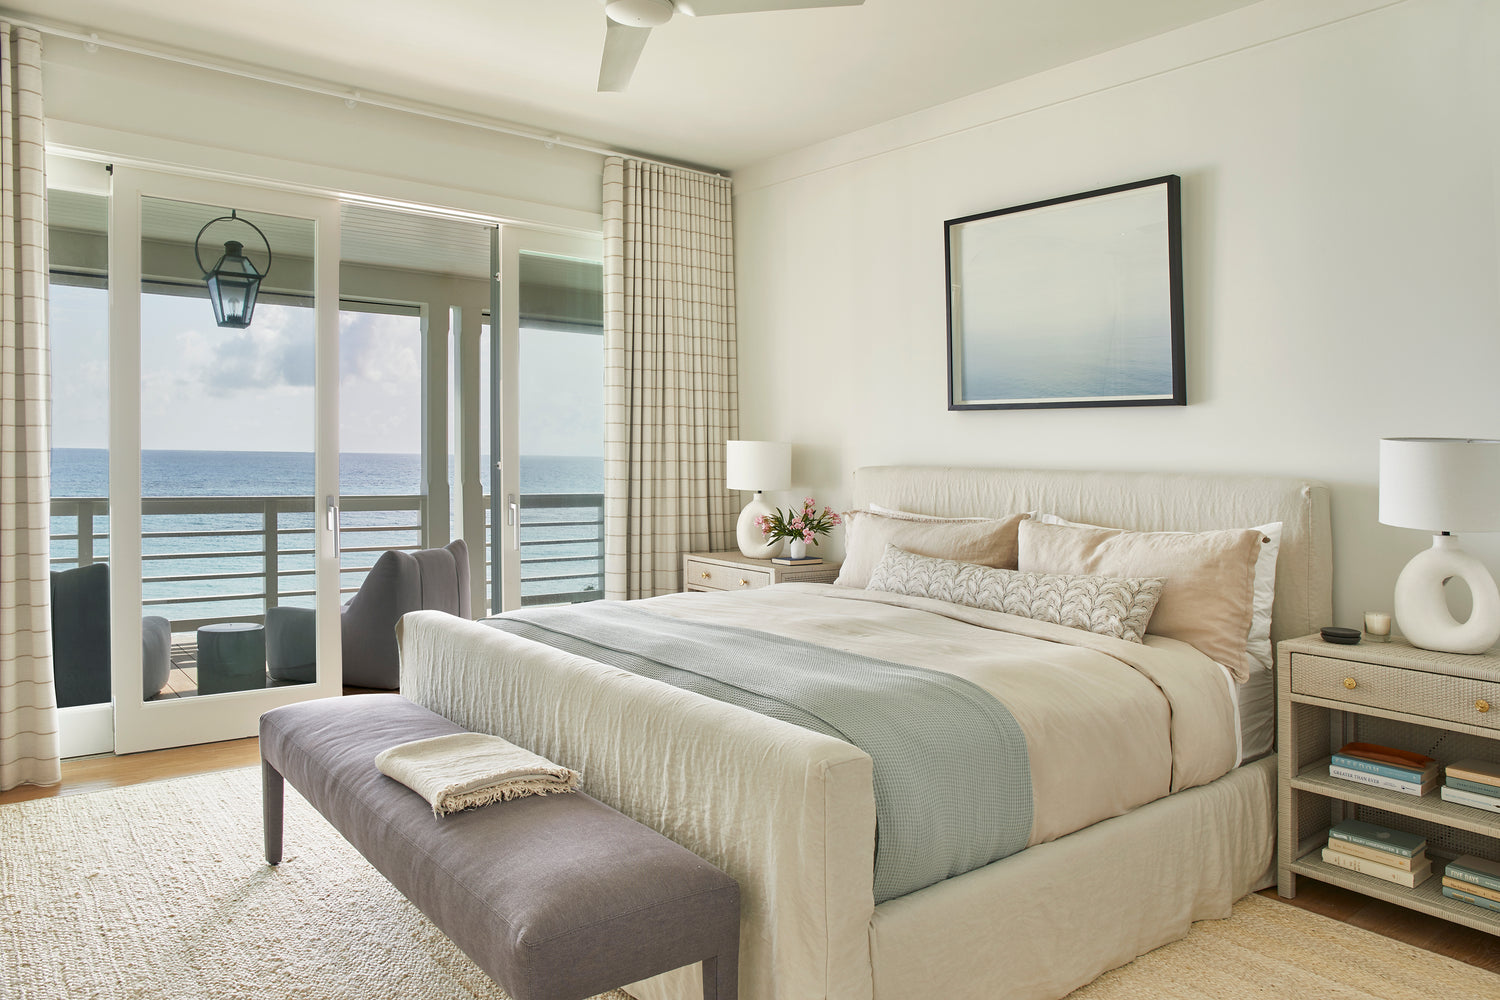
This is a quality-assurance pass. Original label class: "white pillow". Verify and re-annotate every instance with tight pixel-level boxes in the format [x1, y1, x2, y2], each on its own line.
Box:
[867, 502, 992, 523]
[1032, 512, 1282, 675]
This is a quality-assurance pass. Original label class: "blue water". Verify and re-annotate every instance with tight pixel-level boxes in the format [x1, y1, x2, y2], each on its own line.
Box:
[50, 449, 603, 621]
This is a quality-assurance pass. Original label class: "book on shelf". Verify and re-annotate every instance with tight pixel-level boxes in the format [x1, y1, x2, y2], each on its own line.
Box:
[1445, 759, 1500, 789]
[770, 555, 823, 566]
[1320, 846, 1432, 887]
[1445, 775, 1500, 799]
[1440, 785, 1500, 814]
[1328, 819, 1426, 858]
[1442, 884, 1500, 914]
[1328, 763, 1436, 796]
[1325, 838, 1427, 871]
[1333, 743, 1440, 784]
[1446, 856, 1500, 894]
[1442, 876, 1500, 904]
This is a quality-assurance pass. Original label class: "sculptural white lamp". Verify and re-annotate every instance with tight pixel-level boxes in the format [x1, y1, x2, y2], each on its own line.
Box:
[1379, 437, 1500, 654]
[726, 440, 791, 559]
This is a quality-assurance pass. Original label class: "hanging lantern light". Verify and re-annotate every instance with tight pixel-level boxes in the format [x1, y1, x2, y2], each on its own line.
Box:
[193, 210, 273, 329]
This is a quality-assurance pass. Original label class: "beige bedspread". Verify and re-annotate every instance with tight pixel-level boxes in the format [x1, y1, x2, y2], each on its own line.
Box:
[398, 587, 1237, 1000]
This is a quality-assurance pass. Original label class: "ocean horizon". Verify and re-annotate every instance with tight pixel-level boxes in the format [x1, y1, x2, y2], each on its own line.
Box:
[50, 448, 605, 620]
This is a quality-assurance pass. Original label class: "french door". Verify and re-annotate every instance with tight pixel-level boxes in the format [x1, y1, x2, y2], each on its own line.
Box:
[108, 168, 342, 753]
[490, 228, 604, 613]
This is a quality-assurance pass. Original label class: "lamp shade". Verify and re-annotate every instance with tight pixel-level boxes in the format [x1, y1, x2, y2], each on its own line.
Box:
[1379, 438, 1500, 533]
[726, 440, 791, 492]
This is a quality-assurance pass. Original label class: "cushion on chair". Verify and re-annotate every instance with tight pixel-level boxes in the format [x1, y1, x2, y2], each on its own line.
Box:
[142, 616, 172, 700]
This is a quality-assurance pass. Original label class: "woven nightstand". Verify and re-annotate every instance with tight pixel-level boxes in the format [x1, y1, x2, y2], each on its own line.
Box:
[1277, 633, 1500, 935]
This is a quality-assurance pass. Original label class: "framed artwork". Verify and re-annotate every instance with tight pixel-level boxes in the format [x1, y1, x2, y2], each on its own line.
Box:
[945, 175, 1185, 410]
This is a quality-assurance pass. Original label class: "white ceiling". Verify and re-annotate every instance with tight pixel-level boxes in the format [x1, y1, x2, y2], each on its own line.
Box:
[19, 0, 1262, 171]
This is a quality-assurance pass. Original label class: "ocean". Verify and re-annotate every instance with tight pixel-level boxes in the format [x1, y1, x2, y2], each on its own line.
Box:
[50, 449, 604, 621]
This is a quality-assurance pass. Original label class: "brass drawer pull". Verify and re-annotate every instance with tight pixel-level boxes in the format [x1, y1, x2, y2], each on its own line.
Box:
[1344, 677, 1357, 690]
[739, 578, 750, 587]
[1479, 699, 1491, 714]
[700, 571, 711, 580]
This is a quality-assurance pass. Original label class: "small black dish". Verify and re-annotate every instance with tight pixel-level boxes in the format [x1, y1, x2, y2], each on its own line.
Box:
[1320, 626, 1361, 645]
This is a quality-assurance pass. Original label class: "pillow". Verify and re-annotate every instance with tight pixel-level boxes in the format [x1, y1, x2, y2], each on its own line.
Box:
[1018, 518, 1265, 680]
[836, 509, 1029, 589]
[866, 544, 1164, 643]
[1032, 512, 1282, 675]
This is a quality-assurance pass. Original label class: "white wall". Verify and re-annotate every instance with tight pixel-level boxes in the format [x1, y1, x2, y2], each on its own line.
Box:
[732, 0, 1500, 631]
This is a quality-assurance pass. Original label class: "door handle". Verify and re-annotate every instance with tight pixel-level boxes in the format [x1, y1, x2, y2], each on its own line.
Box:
[326, 495, 340, 558]
[508, 493, 519, 551]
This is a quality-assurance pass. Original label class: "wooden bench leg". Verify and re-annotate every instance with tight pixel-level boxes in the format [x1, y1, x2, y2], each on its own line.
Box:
[702, 952, 737, 1000]
[263, 758, 284, 866]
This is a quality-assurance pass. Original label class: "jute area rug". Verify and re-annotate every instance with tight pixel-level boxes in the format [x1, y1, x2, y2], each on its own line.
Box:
[3, 768, 1497, 1000]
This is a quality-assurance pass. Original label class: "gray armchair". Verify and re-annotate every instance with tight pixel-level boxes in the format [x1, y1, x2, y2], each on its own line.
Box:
[51, 564, 173, 707]
[266, 539, 471, 690]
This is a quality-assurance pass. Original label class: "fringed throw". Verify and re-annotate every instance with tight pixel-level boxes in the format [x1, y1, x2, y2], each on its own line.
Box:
[374, 732, 581, 816]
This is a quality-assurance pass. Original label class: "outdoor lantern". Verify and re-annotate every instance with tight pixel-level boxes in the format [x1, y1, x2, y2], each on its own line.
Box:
[194, 210, 272, 329]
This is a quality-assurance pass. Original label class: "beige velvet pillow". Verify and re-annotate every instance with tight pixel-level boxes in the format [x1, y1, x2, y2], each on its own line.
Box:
[1017, 519, 1263, 679]
[836, 510, 1029, 589]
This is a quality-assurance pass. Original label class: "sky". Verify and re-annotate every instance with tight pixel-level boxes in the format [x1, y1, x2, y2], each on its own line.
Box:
[49, 282, 603, 457]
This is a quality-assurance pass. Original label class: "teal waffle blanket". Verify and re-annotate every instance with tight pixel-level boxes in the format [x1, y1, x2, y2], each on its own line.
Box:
[486, 600, 1031, 903]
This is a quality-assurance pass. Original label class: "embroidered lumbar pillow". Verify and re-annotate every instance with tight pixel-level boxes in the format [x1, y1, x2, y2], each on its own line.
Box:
[866, 544, 1164, 643]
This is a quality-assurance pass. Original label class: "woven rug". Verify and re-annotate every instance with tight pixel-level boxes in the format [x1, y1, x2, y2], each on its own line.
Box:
[2, 767, 1497, 1000]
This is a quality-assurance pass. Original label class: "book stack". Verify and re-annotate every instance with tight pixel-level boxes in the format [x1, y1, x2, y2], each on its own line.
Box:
[1328, 742, 1440, 796]
[1442, 855, 1500, 913]
[1322, 819, 1432, 888]
[1439, 759, 1500, 814]
[770, 555, 822, 566]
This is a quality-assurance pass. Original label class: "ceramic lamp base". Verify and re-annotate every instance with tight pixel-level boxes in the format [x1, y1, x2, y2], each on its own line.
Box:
[1394, 534, 1500, 654]
[736, 493, 782, 559]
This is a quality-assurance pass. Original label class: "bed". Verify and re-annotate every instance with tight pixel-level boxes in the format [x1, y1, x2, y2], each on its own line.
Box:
[396, 465, 1332, 1000]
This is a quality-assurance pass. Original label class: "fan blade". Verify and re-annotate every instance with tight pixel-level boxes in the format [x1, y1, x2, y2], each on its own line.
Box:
[676, 0, 863, 16]
[598, 20, 652, 92]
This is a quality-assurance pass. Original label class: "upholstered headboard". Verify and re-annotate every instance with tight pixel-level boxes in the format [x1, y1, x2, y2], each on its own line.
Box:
[851, 466, 1332, 647]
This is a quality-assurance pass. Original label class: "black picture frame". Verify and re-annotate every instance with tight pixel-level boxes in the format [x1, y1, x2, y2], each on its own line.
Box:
[945, 175, 1185, 411]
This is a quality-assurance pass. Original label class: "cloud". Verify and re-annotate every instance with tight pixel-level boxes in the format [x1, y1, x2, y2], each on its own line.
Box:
[181, 304, 316, 394]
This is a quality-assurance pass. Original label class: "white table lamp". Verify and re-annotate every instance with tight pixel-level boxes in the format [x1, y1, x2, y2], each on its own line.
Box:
[726, 440, 791, 559]
[1379, 437, 1500, 654]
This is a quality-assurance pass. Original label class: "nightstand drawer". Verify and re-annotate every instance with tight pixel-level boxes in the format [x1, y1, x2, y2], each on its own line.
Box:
[684, 558, 772, 592]
[1291, 652, 1500, 731]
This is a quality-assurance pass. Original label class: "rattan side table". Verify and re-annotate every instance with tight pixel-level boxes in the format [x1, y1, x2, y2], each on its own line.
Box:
[1277, 633, 1500, 935]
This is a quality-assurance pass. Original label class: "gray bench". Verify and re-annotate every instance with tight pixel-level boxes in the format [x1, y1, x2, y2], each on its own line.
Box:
[260, 694, 740, 1000]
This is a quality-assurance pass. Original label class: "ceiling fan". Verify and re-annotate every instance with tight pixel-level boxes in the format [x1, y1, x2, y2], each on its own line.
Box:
[598, 0, 865, 92]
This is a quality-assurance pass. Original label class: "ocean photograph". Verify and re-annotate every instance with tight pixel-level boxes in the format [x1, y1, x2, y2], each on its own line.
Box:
[51, 448, 604, 623]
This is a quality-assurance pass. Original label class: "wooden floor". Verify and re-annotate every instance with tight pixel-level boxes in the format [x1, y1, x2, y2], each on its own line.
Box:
[5, 747, 1500, 977]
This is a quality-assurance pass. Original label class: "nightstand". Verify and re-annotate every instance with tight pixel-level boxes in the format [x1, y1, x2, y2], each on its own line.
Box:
[1277, 633, 1500, 935]
[682, 550, 842, 593]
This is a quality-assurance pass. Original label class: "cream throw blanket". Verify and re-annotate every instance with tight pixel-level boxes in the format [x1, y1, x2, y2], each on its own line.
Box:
[374, 732, 581, 816]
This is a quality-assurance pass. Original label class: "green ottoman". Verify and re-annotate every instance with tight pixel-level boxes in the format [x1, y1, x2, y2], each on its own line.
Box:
[196, 622, 267, 695]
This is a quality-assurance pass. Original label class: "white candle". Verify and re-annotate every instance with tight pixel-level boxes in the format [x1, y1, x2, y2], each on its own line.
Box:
[1364, 611, 1392, 636]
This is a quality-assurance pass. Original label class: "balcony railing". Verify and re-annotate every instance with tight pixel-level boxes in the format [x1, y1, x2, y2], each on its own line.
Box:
[50, 492, 604, 630]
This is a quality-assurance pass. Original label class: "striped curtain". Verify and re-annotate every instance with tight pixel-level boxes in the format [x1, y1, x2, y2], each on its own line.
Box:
[0, 24, 57, 791]
[602, 157, 739, 600]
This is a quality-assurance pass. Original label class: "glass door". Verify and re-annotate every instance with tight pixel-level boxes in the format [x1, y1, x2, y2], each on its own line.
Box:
[491, 229, 604, 613]
[108, 169, 341, 753]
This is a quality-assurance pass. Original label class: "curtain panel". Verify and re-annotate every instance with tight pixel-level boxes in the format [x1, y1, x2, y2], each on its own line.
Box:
[0, 24, 57, 790]
[602, 157, 739, 600]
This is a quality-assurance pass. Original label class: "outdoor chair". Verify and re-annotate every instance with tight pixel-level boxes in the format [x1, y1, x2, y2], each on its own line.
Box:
[267, 539, 471, 690]
[51, 564, 173, 708]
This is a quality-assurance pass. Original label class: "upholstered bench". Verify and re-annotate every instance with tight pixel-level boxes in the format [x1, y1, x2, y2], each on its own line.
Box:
[259, 694, 740, 1000]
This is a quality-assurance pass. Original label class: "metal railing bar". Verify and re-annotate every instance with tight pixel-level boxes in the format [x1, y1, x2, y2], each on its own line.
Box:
[144, 570, 266, 584]
[141, 550, 263, 561]
[522, 572, 604, 584]
[143, 592, 263, 606]
[520, 555, 601, 565]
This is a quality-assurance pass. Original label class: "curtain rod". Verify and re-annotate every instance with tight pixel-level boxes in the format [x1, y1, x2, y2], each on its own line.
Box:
[10, 14, 726, 179]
